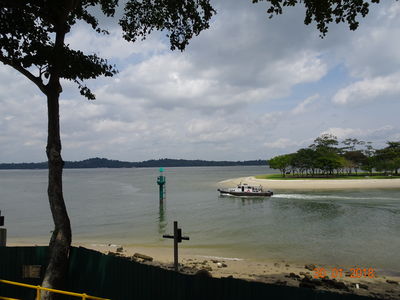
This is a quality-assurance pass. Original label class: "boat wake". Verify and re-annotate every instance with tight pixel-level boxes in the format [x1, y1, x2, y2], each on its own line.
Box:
[272, 194, 399, 201]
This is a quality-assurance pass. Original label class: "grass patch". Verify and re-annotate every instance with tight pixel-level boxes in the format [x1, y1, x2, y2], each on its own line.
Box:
[254, 174, 400, 180]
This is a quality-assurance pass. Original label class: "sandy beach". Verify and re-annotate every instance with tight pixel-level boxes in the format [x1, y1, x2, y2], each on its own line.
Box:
[218, 176, 400, 190]
[79, 243, 400, 299]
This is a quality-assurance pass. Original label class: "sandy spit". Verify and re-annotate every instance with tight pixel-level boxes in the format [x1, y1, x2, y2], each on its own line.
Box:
[218, 177, 400, 190]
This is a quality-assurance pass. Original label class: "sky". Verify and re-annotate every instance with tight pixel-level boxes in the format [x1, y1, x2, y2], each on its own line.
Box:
[1, 1, 400, 163]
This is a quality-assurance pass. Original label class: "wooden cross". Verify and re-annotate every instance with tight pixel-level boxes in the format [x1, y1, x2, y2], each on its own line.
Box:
[162, 221, 189, 271]
[0, 210, 4, 227]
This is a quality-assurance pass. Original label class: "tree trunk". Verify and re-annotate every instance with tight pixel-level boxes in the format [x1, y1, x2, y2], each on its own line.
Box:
[41, 25, 72, 300]
[41, 83, 72, 300]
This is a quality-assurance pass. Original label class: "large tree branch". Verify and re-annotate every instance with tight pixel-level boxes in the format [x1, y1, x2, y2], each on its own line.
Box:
[0, 55, 47, 94]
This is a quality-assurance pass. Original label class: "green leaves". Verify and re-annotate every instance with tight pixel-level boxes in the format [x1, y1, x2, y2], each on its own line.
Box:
[119, 0, 216, 50]
[257, 0, 381, 37]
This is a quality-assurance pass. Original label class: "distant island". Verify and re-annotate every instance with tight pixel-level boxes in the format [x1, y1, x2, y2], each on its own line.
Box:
[0, 157, 267, 170]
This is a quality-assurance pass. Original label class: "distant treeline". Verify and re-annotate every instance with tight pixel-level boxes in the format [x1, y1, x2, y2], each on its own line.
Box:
[268, 134, 400, 177]
[0, 157, 266, 170]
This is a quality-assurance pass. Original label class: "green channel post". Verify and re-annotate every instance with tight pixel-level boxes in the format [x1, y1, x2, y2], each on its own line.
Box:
[157, 167, 166, 203]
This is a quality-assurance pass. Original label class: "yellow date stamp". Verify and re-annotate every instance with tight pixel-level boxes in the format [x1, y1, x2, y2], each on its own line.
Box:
[313, 267, 376, 279]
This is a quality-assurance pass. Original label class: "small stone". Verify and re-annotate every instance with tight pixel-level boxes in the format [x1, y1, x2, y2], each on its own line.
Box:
[195, 269, 212, 278]
[386, 280, 399, 285]
[285, 264, 290, 267]
[212, 260, 219, 263]
[305, 264, 316, 271]
[303, 274, 313, 280]
[311, 279, 322, 286]
[299, 281, 316, 289]
[221, 263, 228, 268]
[116, 247, 123, 253]
[274, 263, 281, 267]
[287, 273, 300, 279]
[132, 253, 153, 262]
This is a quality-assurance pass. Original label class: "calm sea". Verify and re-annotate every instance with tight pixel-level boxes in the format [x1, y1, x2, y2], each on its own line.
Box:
[1, 166, 399, 273]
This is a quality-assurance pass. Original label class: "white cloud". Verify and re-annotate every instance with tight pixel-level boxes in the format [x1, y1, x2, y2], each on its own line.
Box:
[322, 126, 396, 140]
[291, 94, 319, 115]
[332, 73, 400, 105]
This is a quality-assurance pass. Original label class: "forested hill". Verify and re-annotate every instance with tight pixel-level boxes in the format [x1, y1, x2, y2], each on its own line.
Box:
[0, 158, 266, 169]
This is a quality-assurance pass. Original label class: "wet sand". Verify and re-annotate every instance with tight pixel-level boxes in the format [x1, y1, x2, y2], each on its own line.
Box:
[218, 176, 400, 190]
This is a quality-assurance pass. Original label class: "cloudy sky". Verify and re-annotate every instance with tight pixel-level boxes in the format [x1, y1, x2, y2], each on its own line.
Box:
[1, 1, 400, 163]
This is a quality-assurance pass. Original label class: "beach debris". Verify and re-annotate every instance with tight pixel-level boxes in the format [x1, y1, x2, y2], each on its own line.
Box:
[321, 278, 348, 291]
[286, 273, 300, 279]
[195, 269, 212, 278]
[216, 262, 227, 268]
[132, 253, 153, 262]
[386, 280, 399, 285]
[305, 264, 316, 271]
[116, 247, 123, 253]
[302, 273, 313, 280]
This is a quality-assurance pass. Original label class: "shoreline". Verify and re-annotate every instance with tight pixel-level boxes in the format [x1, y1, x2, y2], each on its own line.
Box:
[7, 242, 400, 298]
[218, 176, 400, 190]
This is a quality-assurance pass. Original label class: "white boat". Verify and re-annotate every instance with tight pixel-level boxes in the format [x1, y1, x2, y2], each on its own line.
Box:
[218, 183, 273, 197]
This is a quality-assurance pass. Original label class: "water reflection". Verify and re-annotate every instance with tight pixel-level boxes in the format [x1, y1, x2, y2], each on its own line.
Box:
[272, 197, 344, 220]
[218, 195, 268, 206]
[158, 203, 167, 234]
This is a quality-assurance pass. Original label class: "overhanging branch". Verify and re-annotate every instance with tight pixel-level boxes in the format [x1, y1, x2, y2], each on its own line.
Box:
[0, 55, 47, 94]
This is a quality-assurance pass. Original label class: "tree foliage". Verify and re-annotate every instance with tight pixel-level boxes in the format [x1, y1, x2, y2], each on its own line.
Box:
[268, 135, 400, 177]
[255, 0, 383, 36]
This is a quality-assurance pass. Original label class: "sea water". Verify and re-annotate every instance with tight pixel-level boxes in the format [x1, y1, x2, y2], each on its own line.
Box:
[1, 166, 399, 273]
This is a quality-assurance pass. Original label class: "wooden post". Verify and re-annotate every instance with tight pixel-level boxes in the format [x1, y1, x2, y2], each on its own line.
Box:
[0, 210, 5, 246]
[173, 221, 178, 271]
[163, 221, 189, 271]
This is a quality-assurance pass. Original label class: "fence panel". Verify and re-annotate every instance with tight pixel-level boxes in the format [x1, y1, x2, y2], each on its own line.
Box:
[0, 246, 47, 299]
[1, 246, 376, 300]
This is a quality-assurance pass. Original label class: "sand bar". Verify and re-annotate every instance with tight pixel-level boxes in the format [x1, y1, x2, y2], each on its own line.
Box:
[218, 176, 400, 190]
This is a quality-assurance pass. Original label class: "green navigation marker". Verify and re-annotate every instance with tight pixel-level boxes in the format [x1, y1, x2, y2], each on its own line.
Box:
[157, 168, 166, 202]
